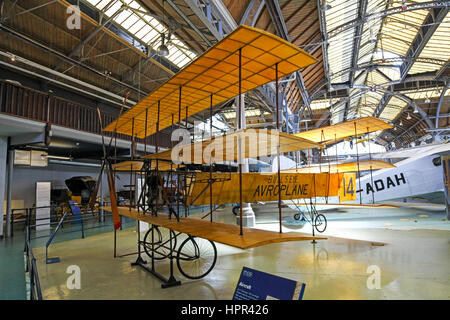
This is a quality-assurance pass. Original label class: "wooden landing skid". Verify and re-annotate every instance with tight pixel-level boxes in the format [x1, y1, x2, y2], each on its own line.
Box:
[103, 207, 325, 249]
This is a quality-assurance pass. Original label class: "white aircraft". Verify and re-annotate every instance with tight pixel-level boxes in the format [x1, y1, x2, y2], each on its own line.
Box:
[353, 143, 450, 206]
[285, 142, 450, 214]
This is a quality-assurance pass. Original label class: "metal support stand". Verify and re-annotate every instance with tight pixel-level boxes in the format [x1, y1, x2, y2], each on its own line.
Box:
[310, 205, 317, 244]
[131, 223, 181, 289]
[310, 175, 317, 244]
[113, 228, 117, 258]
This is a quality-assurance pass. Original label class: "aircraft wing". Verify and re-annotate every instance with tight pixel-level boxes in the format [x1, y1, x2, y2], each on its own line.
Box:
[143, 129, 319, 164]
[111, 160, 182, 171]
[103, 25, 317, 139]
[372, 142, 450, 159]
[282, 160, 395, 173]
[294, 117, 392, 144]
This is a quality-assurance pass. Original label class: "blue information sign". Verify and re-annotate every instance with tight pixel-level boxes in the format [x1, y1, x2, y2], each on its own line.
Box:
[232, 267, 306, 300]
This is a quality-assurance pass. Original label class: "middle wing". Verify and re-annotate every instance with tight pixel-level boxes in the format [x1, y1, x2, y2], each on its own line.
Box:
[294, 117, 392, 144]
[144, 129, 319, 164]
[282, 160, 395, 173]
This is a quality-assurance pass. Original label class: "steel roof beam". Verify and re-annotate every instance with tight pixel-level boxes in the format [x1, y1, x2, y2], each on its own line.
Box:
[349, 0, 368, 88]
[183, 0, 225, 40]
[374, 6, 448, 119]
[317, 0, 330, 95]
[328, 1, 450, 40]
[54, 3, 124, 73]
[265, 0, 312, 120]
[400, 6, 449, 81]
[0, 23, 148, 97]
[345, 0, 368, 121]
[165, 0, 213, 46]
[183, 0, 279, 130]
[435, 82, 449, 129]
[240, 0, 265, 26]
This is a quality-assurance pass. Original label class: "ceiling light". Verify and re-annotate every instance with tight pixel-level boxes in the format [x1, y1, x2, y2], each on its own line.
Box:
[406, 113, 411, 120]
[157, 33, 170, 57]
[413, 107, 419, 113]
[424, 97, 431, 104]
[9, 53, 15, 62]
[394, 126, 397, 131]
[399, 120, 403, 126]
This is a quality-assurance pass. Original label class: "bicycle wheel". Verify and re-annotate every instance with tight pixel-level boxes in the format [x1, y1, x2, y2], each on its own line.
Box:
[143, 226, 177, 260]
[314, 214, 327, 233]
[176, 236, 217, 280]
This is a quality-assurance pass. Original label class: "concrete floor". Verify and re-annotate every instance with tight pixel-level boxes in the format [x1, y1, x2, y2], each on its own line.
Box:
[32, 205, 450, 300]
[0, 235, 27, 300]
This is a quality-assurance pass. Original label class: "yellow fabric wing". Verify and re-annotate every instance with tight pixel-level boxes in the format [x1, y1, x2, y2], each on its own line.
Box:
[187, 172, 344, 205]
[104, 25, 317, 139]
[295, 117, 392, 144]
[144, 129, 319, 164]
[283, 160, 395, 173]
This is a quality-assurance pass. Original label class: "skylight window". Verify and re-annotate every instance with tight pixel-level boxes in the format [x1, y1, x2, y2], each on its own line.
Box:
[84, 0, 197, 68]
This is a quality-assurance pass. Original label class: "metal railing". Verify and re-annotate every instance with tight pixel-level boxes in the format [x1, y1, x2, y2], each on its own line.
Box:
[0, 80, 170, 147]
[24, 229, 42, 300]
[23, 204, 108, 240]
[19, 202, 136, 299]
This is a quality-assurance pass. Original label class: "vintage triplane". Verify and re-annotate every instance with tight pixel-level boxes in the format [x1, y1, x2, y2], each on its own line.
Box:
[95, 25, 392, 287]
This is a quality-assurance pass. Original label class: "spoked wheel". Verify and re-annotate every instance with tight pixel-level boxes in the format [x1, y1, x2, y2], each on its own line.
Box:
[142, 226, 177, 260]
[314, 214, 327, 233]
[176, 236, 217, 279]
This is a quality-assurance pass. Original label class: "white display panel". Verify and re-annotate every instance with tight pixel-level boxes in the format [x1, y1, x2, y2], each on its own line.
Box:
[14, 150, 31, 165]
[35, 182, 51, 231]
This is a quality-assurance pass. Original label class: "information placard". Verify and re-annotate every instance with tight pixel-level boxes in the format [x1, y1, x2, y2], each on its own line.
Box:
[233, 267, 306, 300]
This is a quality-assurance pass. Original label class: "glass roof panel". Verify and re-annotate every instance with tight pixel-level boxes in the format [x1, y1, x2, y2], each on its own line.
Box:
[377, 6, 429, 57]
[379, 96, 407, 121]
[409, 12, 450, 74]
[310, 98, 340, 110]
[128, 19, 146, 34]
[402, 87, 450, 100]
[104, 1, 123, 17]
[83, 0, 197, 68]
[325, 0, 359, 84]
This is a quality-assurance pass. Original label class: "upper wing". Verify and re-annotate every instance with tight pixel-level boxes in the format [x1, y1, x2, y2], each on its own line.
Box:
[104, 25, 317, 139]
